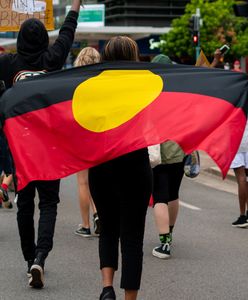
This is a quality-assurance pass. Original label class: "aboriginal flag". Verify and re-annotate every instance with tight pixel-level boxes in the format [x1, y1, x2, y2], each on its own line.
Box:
[1, 61, 248, 190]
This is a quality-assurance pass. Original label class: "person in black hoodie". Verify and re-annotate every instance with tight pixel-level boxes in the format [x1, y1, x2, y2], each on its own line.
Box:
[0, 0, 81, 289]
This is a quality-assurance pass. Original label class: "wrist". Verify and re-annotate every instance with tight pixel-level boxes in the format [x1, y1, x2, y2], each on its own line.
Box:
[70, 0, 81, 12]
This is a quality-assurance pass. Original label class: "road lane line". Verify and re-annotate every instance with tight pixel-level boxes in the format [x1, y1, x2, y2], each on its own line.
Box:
[179, 200, 201, 211]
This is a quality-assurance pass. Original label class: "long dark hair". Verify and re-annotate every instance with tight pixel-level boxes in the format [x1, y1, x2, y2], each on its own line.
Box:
[101, 36, 139, 62]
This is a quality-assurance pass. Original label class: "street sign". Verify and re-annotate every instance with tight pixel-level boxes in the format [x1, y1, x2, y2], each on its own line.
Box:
[66, 4, 105, 27]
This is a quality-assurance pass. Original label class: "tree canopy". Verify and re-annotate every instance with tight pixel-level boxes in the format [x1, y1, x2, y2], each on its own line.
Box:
[159, 0, 248, 63]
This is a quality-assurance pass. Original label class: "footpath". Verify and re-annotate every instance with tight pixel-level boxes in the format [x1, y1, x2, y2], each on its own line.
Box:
[199, 150, 235, 181]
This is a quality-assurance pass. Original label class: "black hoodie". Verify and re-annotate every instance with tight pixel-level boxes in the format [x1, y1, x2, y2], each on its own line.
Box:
[0, 10, 78, 89]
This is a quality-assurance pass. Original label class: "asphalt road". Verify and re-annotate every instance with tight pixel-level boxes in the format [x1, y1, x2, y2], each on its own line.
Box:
[0, 172, 247, 300]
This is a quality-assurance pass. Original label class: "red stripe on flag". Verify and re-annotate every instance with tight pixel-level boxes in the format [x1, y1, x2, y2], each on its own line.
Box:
[4, 92, 245, 190]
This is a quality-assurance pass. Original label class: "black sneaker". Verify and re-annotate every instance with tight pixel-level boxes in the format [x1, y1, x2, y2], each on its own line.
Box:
[232, 215, 248, 228]
[246, 210, 248, 222]
[93, 213, 100, 235]
[0, 187, 12, 208]
[27, 260, 34, 278]
[100, 286, 116, 300]
[75, 225, 91, 237]
[152, 243, 171, 259]
[29, 252, 45, 288]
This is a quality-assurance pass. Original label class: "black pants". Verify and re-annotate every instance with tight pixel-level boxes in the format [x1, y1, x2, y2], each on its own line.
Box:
[89, 149, 152, 290]
[17, 180, 60, 261]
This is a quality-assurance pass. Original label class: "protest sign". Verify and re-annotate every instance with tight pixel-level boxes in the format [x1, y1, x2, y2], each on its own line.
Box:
[0, 0, 54, 31]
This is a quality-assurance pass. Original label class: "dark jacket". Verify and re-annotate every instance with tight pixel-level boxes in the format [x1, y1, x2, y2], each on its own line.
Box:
[0, 10, 78, 89]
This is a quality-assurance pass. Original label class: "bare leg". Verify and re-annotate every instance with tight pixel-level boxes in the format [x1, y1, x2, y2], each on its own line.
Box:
[245, 169, 248, 213]
[0, 174, 13, 208]
[234, 167, 248, 215]
[125, 290, 138, 300]
[153, 203, 169, 234]
[168, 199, 179, 227]
[101, 267, 115, 287]
[90, 197, 97, 215]
[77, 170, 91, 228]
[2, 174, 13, 187]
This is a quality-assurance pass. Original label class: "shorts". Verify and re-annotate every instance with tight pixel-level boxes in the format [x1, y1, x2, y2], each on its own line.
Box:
[230, 152, 248, 169]
[152, 162, 184, 205]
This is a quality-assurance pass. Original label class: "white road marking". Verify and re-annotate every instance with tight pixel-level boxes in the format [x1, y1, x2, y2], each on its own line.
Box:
[179, 200, 201, 211]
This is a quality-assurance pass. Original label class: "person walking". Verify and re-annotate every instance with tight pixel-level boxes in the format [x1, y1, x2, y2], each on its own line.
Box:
[150, 50, 224, 258]
[151, 140, 185, 259]
[0, 0, 81, 289]
[149, 54, 185, 259]
[88, 36, 152, 300]
[73, 47, 100, 237]
[230, 121, 248, 228]
[75, 170, 100, 236]
[229, 61, 248, 227]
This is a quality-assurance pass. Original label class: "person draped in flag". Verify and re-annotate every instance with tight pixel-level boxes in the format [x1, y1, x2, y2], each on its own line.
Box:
[88, 36, 153, 300]
[73, 47, 100, 238]
[0, 0, 81, 289]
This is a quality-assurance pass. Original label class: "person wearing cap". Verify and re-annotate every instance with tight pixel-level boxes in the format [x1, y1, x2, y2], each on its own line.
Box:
[150, 54, 185, 259]
[151, 53, 172, 64]
[149, 50, 225, 258]
[0, 0, 81, 289]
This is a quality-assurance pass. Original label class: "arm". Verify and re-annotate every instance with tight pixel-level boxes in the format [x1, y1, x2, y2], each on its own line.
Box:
[42, 0, 82, 71]
[210, 49, 223, 68]
[0, 54, 14, 89]
[71, 0, 83, 12]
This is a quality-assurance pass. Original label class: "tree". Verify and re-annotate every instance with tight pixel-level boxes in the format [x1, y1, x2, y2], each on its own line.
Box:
[159, 0, 248, 63]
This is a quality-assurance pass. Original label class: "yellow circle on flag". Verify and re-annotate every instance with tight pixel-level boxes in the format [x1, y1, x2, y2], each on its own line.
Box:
[72, 70, 163, 132]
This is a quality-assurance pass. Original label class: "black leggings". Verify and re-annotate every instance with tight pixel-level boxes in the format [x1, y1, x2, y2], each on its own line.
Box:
[152, 162, 184, 204]
[89, 149, 152, 290]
